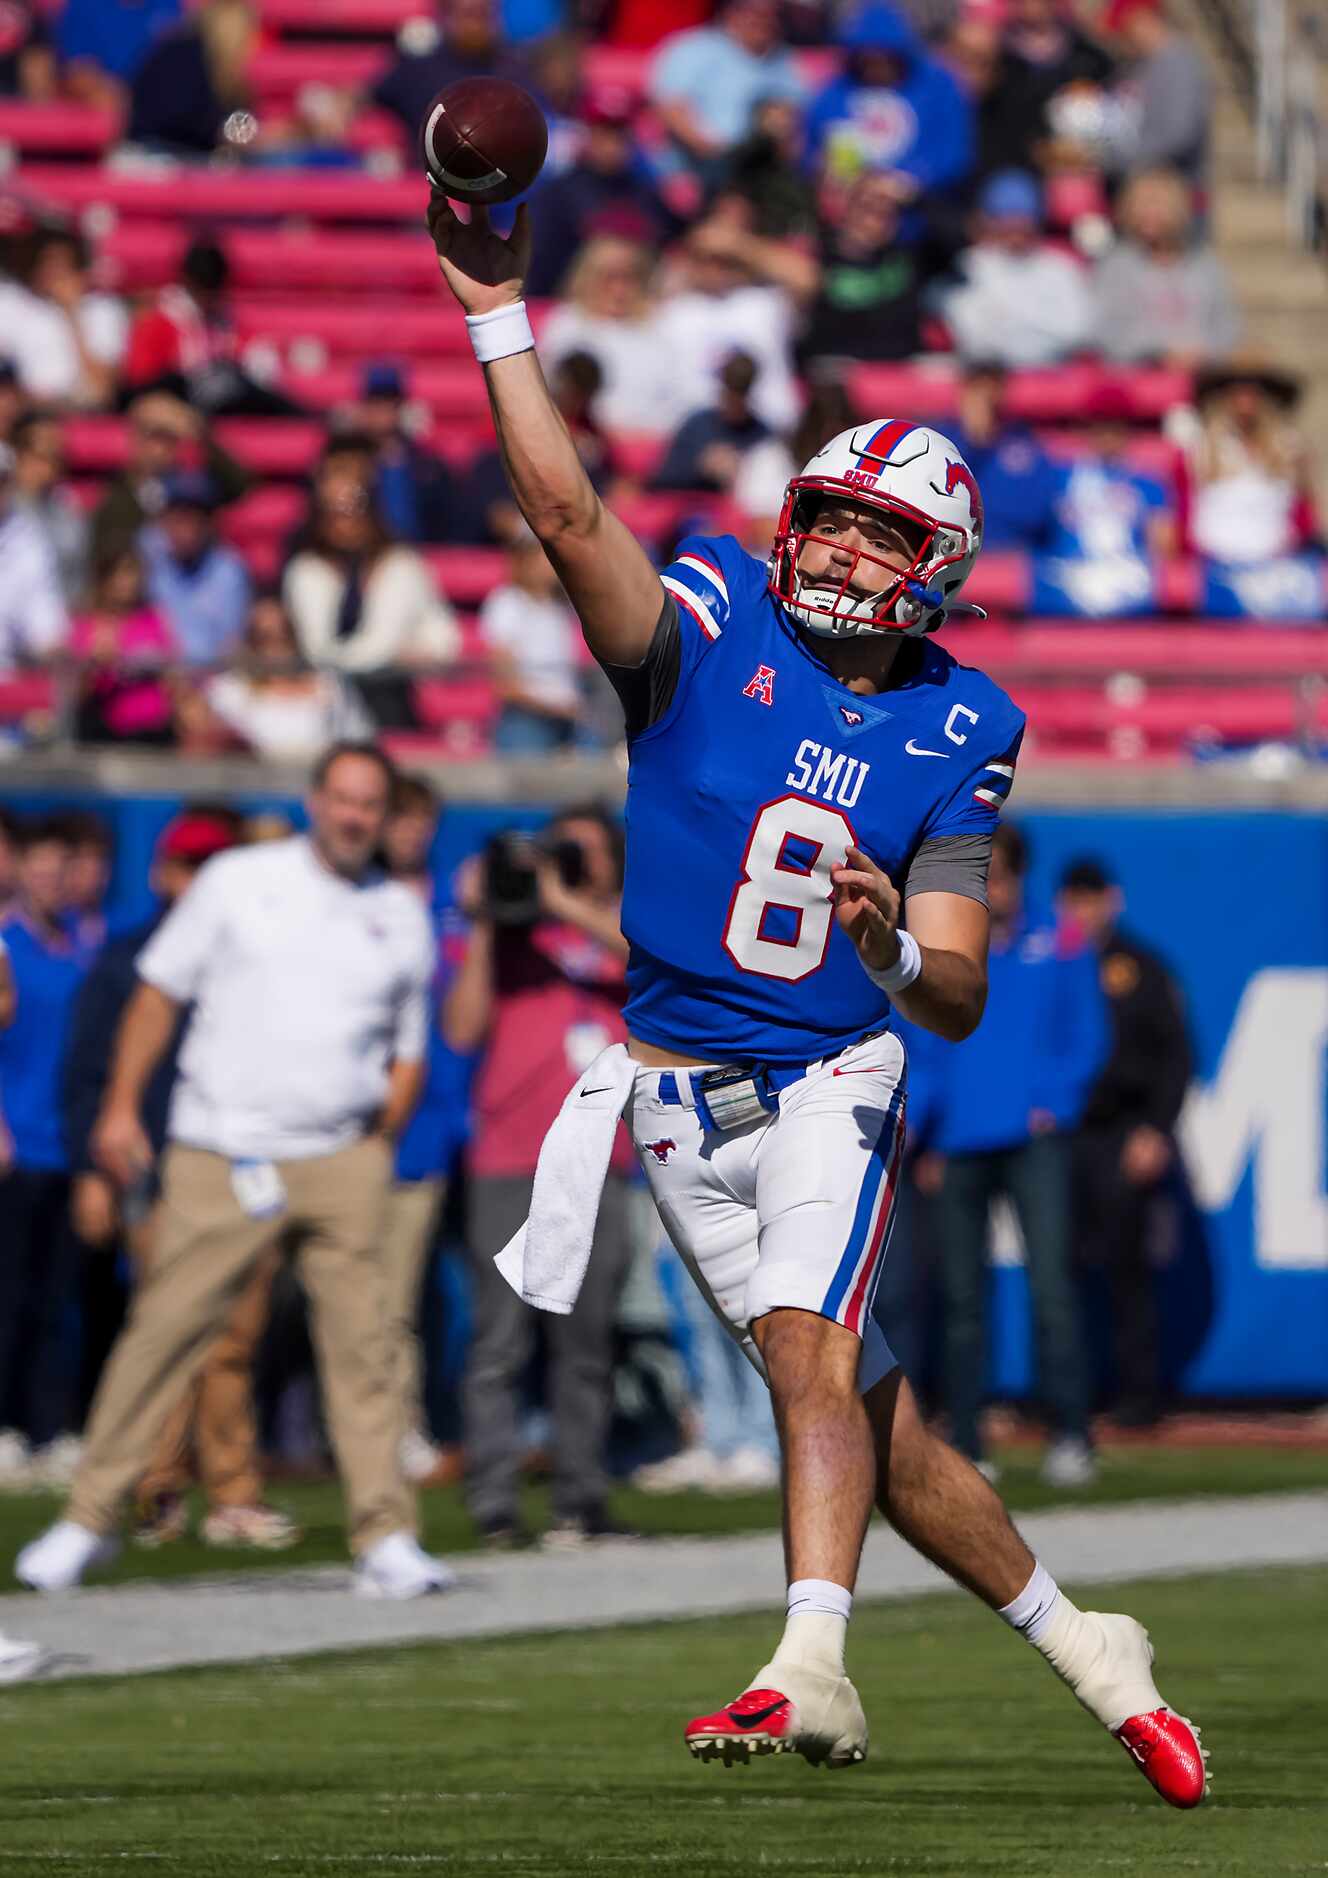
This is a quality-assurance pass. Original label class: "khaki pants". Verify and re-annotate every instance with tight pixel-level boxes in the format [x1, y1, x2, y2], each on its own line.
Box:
[68, 1137, 412, 1553]
[381, 1177, 445, 1441]
[132, 1215, 277, 1512]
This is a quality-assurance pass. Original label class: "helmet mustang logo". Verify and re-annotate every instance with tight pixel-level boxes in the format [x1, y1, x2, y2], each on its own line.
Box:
[941, 459, 983, 530]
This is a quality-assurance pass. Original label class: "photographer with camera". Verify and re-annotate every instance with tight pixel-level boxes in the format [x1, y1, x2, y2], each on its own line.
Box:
[444, 805, 634, 1549]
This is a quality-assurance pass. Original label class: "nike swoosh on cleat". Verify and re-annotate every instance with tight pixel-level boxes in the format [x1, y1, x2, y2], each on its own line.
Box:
[904, 740, 948, 758]
[727, 1700, 788, 1730]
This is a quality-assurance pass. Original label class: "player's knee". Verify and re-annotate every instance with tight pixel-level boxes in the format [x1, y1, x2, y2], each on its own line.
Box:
[754, 1306, 862, 1407]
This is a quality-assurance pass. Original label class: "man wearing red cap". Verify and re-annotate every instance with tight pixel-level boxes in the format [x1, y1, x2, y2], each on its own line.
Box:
[61, 807, 300, 1551]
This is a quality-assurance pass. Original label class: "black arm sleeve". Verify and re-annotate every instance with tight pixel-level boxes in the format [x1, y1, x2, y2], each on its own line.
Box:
[597, 593, 683, 741]
[902, 831, 994, 907]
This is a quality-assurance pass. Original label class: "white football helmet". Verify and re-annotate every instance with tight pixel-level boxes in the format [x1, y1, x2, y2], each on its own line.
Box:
[768, 420, 985, 638]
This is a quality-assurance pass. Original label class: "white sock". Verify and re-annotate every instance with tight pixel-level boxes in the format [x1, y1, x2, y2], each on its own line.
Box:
[772, 1578, 852, 1675]
[998, 1561, 1066, 1648]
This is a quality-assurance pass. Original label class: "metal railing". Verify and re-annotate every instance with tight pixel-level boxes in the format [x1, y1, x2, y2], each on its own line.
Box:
[1253, 0, 1326, 252]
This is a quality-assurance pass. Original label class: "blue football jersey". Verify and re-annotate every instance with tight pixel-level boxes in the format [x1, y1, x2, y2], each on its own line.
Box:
[621, 534, 1025, 1066]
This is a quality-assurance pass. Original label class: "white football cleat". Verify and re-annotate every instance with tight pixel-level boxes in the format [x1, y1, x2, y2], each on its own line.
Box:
[685, 1660, 868, 1768]
[353, 1530, 456, 1600]
[15, 1520, 119, 1592]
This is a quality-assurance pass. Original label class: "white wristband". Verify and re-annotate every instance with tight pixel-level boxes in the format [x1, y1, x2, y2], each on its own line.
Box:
[466, 300, 535, 365]
[865, 928, 922, 996]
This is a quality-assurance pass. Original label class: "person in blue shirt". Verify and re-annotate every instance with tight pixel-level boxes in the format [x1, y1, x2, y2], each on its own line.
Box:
[57, 0, 181, 93]
[419, 195, 1212, 1806]
[649, 0, 804, 185]
[140, 470, 250, 666]
[379, 774, 472, 1487]
[907, 821, 1107, 1488]
[0, 817, 91, 1480]
[806, 1, 974, 202]
[947, 360, 1063, 551]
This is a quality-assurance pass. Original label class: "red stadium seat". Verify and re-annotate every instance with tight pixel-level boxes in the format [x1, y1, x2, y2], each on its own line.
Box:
[279, 360, 494, 419]
[0, 673, 57, 722]
[943, 623, 1328, 678]
[261, 0, 418, 33]
[20, 166, 426, 225]
[847, 362, 1193, 426]
[248, 43, 388, 104]
[217, 485, 307, 552]
[230, 300, 554, 360]
[964, 553, 1032, 614]
[424, 547, 507, 606]
[103, 224, 446, 294]
[62, 417, 327, 478]
[0, 101, 120, 156]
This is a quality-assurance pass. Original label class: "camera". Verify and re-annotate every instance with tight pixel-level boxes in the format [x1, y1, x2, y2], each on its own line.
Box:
[482, 829, 586, 926]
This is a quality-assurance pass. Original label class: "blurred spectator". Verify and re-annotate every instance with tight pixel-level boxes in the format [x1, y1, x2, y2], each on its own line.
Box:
[1103, 0, 1210, 188]
[0, 228, 127, 410]
[9, 412, 87, 605]
[89, 392, 252, 570]
[527, 86, 670, 298]
[523, 31, 590, 175]
[0, 442, 67, 667]
[651, 349, 770, 492]
[802, 173, 958, 363]
[283, 430, 378, 561]
[945, 362, 1062, 550]
[1036, 383, 1175, 617]
[481, 529, 585, 755]
[650, 0, 804, 186]
[380, 775, 468, 1489]
[371, 0, 529, 135]
[1094, 168, 1239, 367]
[0, 818, 89, 1483]
[141, 471, 251, 666]
[918, 823, 1106, 1487]
[462, 353, 610, 545]
[539, 234, 674, 434]
[0, 360, 21, 445]
[990, 0, 1115, 177]
[940, 169, 1093, 369]
[806, 2, 973, 204]
[634, 1242, 779, 1493]
[17, 744, 448, 1598]
[1182, 360, 1321, 569]
[352, 364, 456, 546]
[283, 483, 459, 727]
[657, 213, 800, 432]
[58, 807, 299, 1550]
[196, 591, 370, 760]
[70, 546, 176, 748]
[1058, 857, 1192, 1429]
[127, 0, 257, 159]
[249, 81, 365, 172]
[444, 806, 634, 1547]
[0, 0, 55, 100]
[733, 375, 859, 544]
[56, 0, 183, 101]
[723, 97, 818, 240]
[64, 812, 113, 954]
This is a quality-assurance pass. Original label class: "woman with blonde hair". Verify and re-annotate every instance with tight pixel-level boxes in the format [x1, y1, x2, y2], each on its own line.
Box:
[538, 231, 675, 434]
[1093, 166, 1239, 366]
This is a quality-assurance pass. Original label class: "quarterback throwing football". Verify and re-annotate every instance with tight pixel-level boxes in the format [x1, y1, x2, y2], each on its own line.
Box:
[427, 193, 1207, 1808]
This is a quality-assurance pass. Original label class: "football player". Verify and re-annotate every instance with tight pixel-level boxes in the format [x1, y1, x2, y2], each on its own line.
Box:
[426, 194, 1207, 1808]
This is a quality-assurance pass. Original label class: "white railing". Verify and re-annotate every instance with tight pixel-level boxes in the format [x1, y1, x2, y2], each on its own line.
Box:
[1253, 0, 1325, 251]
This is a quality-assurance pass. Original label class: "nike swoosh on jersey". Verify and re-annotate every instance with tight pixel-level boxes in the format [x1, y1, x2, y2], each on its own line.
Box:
[904, 740, 949, 757]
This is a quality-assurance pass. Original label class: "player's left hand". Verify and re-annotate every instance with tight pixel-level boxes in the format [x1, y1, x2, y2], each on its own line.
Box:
[831, 846, 903, 973]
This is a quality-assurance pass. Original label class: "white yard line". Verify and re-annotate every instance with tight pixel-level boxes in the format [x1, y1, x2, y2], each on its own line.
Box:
[0, 1491, 1324, 1684]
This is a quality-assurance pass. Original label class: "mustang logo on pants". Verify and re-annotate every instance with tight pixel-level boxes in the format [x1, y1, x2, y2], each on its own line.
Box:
[644, 1138, 678, 1164]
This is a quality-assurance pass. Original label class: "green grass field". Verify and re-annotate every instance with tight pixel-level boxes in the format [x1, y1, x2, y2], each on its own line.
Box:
[4, 1564, 1324, 1876]
[1, 1441, 1323, 1585]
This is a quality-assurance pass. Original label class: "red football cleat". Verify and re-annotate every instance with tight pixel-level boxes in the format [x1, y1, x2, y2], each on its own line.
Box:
[685, 1687, 797, 1764]
[1114, 1708, 1209, 1808]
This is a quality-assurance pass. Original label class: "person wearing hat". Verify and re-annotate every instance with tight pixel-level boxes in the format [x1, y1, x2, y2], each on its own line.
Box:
[0, 438, 68, 670]
[1056, 858, 1192, 1429]
[140, 468, 251, 667]
[527, 85, 668, 298]
[353, 362, 456, 546]
[940, 168, 1094, 369]
[59, 806, 301, 1548]
[1183, 353, 1319, 571]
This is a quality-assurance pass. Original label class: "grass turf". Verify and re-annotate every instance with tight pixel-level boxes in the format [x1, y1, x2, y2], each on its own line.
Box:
[0, 1442, 1323, 1587]
[3, 1563, 1324, 1876]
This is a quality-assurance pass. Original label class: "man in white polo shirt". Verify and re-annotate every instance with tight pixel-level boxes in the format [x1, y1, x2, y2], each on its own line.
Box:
[17, 742, 452, 1601]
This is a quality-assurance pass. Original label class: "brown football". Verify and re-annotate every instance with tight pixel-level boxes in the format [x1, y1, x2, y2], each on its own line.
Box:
[420, 77, 549, 205]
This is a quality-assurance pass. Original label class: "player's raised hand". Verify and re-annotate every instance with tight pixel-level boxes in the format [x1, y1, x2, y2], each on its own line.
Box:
[831, 846, 904, 973]
[426, 188, 532, 316]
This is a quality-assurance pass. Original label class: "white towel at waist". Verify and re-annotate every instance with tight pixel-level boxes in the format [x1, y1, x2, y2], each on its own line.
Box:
[494, 1042, 638, 1313]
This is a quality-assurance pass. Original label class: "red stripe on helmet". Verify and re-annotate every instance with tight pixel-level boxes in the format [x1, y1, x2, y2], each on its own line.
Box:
[859, 419, 916, 480]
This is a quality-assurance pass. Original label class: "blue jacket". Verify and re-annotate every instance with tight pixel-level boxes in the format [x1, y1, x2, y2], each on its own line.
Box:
[0, 916, 90, 1172]
[61, 914, 183, 1174]
[806, 4, 973, 197]
[902, 916, 1108, 1156]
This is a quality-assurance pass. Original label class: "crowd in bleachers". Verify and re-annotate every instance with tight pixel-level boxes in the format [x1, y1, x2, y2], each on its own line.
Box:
[0, 0, 1325, 767]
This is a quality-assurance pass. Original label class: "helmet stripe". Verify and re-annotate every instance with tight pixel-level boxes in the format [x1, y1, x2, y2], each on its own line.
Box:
[859, 419, 916, 477]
